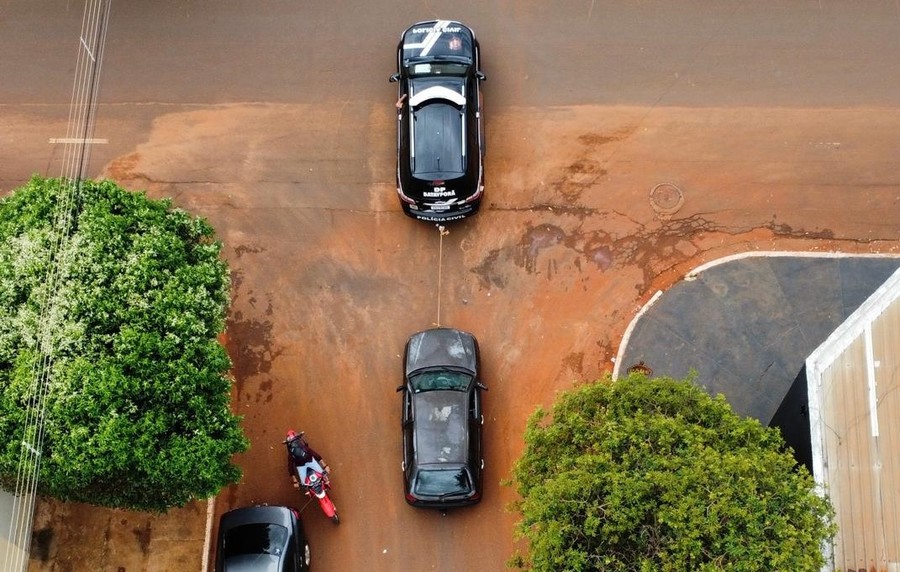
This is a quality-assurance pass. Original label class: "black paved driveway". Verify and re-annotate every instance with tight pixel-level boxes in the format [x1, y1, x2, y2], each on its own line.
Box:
[619, 255, 900, 423]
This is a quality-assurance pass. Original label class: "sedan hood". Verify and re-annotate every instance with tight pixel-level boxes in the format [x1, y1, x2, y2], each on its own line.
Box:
[405, 327, 478, 376]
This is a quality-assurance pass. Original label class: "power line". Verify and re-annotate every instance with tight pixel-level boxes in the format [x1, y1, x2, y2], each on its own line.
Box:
[3, 2, 111, 570]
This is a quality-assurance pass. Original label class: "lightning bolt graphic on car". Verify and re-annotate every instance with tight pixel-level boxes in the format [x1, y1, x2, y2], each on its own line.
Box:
[404, 20, 452, 57]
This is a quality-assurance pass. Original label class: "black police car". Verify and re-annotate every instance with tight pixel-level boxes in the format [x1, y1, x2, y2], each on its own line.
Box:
[390, 20, 486, 222]
[398, 327, 487, 509]
[215, 505, 310, 572]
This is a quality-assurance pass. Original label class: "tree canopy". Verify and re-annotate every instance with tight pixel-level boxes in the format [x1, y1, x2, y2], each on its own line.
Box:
[510, 373, 835, 572]
[0, 176, 247, 511]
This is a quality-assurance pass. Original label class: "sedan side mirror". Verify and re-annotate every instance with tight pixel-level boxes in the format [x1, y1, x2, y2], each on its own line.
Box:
[396, 385, 406, 392]
[477, 382, 488, 391]
[389, 73, 400, 83]
[476, 71, 486, 81]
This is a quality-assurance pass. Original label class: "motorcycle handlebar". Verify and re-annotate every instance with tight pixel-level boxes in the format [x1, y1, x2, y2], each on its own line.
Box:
[282, 431, 306, 445]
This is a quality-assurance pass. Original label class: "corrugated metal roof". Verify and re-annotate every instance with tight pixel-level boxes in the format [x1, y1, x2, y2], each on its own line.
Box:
[808, 268, 900, 572]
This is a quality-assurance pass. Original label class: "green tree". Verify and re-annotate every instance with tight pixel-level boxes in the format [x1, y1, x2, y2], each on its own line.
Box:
[510, 374, 835, 572]
[0, 176, 248, 511]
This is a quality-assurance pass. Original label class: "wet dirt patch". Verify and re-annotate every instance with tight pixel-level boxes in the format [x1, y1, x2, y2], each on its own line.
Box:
[132, 521, 152, 555]
[553, 159, 608, 205]
[585, 243, 614, 271]
[474, 222, 619, 287]
[577, 133, 622, 146]
[234, 243, 266, 258]
[562, 351, 585, 375]
[541, 128, 632, 203]
[30, 527, 54, 562]
[519, 224, 567, 273]
[567, 158, 603, 176]
[225, 272, 281, 400]
[473, 210, 740, 296]
[104, 152, 149, 183]
[226, 308, 280, 398]
[610, 216, 717, 289]
[472, 249, 507, 290]
[769, 222, 836, 240]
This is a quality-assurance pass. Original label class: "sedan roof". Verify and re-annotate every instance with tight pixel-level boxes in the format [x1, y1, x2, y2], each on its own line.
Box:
[413, 390, 469, 465]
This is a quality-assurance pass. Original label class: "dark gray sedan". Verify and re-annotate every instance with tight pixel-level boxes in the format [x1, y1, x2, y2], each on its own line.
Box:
[398, 327, 487, 509]
[215, 505, 310, 572]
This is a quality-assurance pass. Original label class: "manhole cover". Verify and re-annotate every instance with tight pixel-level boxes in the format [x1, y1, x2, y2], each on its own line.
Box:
[649, 183, 685, 219]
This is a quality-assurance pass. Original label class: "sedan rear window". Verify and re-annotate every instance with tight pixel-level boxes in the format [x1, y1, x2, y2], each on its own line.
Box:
[415, 468, 472, 496]
[223, 523, 288, 558]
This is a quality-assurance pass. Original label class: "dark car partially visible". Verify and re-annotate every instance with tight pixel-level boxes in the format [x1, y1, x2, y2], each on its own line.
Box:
[215, 505, 310, 572]
[398, 327, 487, 509]
[390, 20, 486, 222]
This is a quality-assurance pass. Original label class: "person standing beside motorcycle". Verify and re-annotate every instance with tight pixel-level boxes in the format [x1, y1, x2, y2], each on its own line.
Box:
[287, 436, 331, 488]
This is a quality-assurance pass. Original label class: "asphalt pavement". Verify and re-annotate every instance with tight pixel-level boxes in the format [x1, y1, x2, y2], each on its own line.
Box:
[618, 254, 900, 424]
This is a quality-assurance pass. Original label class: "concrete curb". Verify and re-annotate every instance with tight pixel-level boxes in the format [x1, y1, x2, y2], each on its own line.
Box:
[202, 497, 215, 572]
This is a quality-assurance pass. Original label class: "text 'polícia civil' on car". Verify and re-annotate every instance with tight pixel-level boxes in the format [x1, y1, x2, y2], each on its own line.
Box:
[390, 20, 486, 222]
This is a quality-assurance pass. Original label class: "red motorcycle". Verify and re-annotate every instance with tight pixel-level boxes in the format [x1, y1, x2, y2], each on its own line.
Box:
[283, 430, 340, 524]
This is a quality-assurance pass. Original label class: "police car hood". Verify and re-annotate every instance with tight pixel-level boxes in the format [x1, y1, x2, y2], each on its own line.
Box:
[401, 20, 475, 62]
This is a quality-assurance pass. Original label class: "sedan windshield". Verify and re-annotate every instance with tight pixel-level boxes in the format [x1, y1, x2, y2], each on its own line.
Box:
[410, 370, 472, 392]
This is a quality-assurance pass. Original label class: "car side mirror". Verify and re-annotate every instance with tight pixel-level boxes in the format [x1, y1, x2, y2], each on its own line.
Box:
[476, 71, 486, 81]
[396, 385, 406, 392]
[389, 73, 400, 83]
[477, 382, 488, 391]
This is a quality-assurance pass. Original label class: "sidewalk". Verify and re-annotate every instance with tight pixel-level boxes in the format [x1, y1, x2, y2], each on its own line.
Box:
[27, 497, 209, 572]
